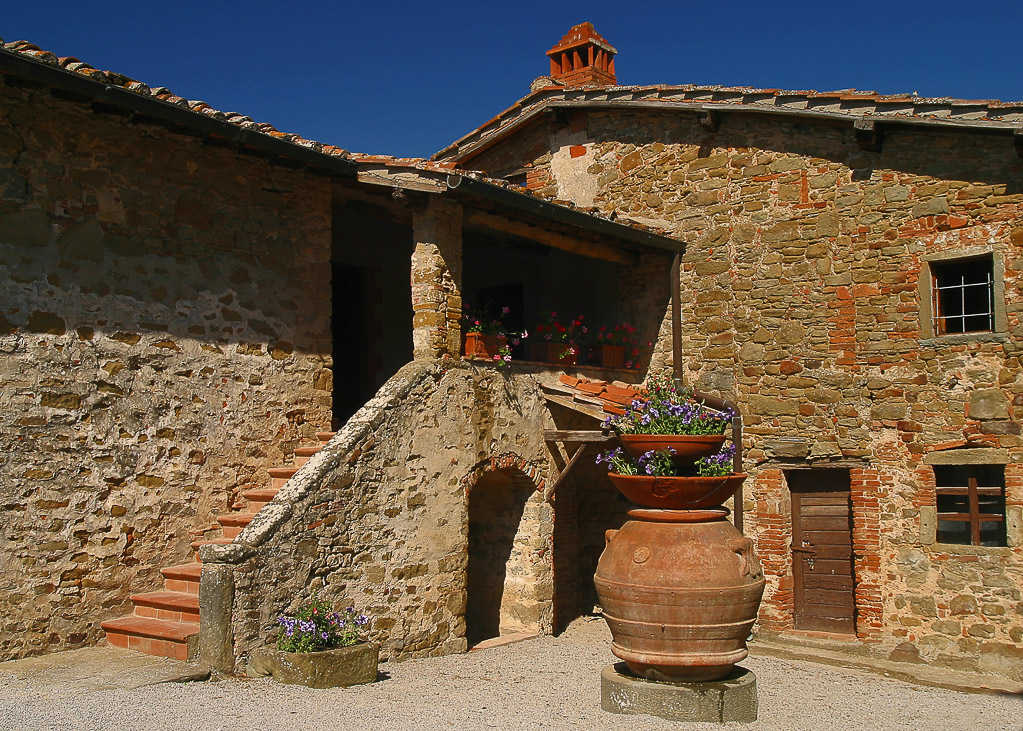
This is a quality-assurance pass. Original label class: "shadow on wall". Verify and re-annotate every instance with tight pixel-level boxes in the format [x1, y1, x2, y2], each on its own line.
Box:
[587, 110, 1023, 189]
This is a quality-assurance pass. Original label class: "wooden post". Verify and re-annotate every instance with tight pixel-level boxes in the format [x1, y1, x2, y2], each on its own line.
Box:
[672, 253, 683, 391]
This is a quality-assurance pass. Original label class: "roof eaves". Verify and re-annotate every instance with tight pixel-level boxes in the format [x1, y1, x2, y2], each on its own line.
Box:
[435, 84, 1023, 163]
[0, 41, 358, 177]
[341, 155, 682, 252]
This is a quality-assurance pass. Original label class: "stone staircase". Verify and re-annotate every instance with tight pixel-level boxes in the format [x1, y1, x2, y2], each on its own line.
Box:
[100, 431, 334, 660]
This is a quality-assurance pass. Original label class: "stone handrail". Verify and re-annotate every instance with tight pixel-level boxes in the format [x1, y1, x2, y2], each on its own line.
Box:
[196, 358, 559, 673]
[199, 359, 442, 567]
[197, 360, 451, 671]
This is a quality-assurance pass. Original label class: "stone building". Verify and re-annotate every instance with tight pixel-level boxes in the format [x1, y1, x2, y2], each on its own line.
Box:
[3, 21, 1022, 685]
[0, 39, 679, 664]
[433, 23, 1023, 679]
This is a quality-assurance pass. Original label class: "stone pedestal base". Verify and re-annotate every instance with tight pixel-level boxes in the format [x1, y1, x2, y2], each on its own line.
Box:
[601, 663, 757, 723]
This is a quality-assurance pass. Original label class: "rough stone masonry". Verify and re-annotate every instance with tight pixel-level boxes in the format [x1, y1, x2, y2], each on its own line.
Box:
[0, 75, 332, 659]
[457, 104, 1023, 679]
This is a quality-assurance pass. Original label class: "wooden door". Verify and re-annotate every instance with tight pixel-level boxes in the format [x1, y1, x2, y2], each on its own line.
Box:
[789, 470, 855, 633]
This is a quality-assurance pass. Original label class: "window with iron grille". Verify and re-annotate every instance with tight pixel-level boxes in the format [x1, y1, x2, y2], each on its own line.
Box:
[930, 256, 995, 335]
[934, 464, 1006, 547]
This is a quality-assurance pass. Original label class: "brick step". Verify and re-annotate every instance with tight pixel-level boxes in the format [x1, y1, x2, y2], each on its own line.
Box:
[267, 466, 298, 490]
[190, 536, 232, 562]
[294, 445, 321, 467]
[130, 590, 200, 624]
[101, 616, 197, 661]
[316, 431, 336, 442]
[242, 487, 279, 512]
[161, 562, 202, 595]
[217, 512, 257, 539]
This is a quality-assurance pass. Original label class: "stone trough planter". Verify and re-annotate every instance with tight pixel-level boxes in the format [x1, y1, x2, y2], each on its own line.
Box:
[247, 642, 379, 689]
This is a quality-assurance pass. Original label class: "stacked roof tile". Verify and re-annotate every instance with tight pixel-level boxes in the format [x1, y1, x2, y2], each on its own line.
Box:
[433, 82, 1023, 162]
[546, 374, 642, 418]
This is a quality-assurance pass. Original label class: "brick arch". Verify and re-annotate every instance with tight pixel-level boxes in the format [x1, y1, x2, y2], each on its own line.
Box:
[460, 452, 547, 495]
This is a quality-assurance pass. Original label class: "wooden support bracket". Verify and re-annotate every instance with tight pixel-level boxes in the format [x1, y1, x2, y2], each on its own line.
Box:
[542, 430, 616, 500]
[697, 108, 720, 132]
[853, 118, 882, 152]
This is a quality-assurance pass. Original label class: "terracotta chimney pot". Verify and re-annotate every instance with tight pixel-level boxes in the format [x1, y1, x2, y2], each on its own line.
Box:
[546, 22, 617, 88]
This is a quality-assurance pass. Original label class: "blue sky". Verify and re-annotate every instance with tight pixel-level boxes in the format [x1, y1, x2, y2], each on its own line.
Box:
[5, 1, 1022, 158]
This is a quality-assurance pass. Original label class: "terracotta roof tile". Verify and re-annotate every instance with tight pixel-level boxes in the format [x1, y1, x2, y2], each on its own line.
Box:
[0, 38, 353, 160]
[0, 38, 680, 243]
[434, 81, 1023, 163]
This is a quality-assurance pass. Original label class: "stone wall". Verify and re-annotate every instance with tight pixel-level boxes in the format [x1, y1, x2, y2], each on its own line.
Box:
[213, 361, 557, 666]
[0, 79, 332, 659]
[466, 109, 1023, 678]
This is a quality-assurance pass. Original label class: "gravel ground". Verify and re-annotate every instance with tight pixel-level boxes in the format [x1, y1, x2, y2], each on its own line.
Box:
[0, 620, 1019, 731]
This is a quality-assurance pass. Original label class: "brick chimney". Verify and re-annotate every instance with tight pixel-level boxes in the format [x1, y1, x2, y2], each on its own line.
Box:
[546, 22, 617, 87]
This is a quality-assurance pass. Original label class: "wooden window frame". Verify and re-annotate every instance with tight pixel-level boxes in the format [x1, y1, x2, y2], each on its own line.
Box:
[934, 464, 1007, 547]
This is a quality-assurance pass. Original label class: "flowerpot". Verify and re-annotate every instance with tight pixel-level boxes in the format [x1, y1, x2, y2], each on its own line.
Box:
[464, 333, 507, 360]
[594, 507, 765, 682]
[607, 472, 747, 510]
[592, 344, 626, 369]
[247, 642, 379, 688]
[526, 341, 576, 365]
[618, 434, 726, 465]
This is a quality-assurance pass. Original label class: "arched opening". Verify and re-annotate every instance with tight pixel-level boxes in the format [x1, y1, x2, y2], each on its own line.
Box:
[466, 470, 547, 647]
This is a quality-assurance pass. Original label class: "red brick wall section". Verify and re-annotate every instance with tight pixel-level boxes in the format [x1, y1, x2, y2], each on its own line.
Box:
[460, 453, 547, 495]
[751, 468, 793, 632]
[850, 467, 884, 640]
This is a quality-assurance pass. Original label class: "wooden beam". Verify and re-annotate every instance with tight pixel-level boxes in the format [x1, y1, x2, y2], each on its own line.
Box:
[542, 392, 606, 420]
[543, 430, 616, 443]
[854, 118, 882, 152]
[463, 208, 640, 267]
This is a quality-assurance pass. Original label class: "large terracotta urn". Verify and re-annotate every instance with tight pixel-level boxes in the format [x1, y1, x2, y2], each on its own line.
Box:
[594, 506, 765, 682]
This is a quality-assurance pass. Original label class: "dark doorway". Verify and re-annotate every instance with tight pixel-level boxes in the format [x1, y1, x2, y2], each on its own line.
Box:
[789, 469, 856, 633]
[331, 263, 372, 425]
[466, 472, 537, 647]
[331, 203, 414, 428]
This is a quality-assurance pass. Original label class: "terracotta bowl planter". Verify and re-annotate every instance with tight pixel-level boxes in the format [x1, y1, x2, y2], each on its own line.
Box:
[618, 434, 726, 464]
[463, 333, 507, 360]
[607, 472, 747, 510]
[247, 642, 379, 689]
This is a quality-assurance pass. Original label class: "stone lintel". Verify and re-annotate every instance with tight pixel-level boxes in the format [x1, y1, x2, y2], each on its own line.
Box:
[923, 447, 1010, 465]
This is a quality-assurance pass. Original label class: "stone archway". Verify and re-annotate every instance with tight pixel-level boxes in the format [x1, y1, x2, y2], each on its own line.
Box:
[462, 455, 552, 647]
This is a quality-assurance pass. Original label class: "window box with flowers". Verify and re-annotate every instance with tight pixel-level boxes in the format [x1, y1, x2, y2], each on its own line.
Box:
[247, 598, 377, 689]
[589, 322, 643, 369]
[527, 311, 580, 365]
[462, 306, 526, 366]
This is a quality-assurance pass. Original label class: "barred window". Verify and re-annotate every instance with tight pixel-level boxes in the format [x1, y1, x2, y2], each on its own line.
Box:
[935, 464, 1006, 547]
[931, 256, 995, 335]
